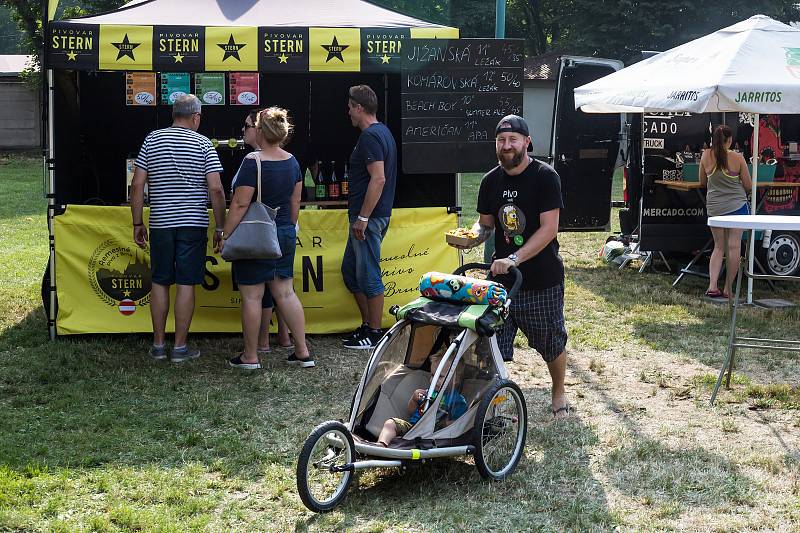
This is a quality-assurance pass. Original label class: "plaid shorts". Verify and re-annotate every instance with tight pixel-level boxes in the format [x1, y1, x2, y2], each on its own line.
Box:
[497, 283, 567, 363]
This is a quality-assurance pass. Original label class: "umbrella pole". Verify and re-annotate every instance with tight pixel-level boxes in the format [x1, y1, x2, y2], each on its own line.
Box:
[747, 113, 759, 304]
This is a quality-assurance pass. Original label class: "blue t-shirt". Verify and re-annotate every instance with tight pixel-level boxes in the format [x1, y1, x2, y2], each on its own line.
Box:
[408, 390, 467, 424]
[232, 155, 302, 227]
[348, 122, 397, 218]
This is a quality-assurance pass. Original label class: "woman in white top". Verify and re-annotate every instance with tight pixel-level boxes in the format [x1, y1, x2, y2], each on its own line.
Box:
[698, 125, 752, 299]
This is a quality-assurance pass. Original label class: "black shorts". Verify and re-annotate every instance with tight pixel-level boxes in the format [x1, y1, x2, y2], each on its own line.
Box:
[497, 283, 567, 362]
[149, 227, 208, 286]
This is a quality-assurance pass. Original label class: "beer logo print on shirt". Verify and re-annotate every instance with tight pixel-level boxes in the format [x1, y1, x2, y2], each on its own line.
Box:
[498, 202, 526, 245]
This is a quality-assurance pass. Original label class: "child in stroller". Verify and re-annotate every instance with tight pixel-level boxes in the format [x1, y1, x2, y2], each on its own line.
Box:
[377, 348, 467, 447]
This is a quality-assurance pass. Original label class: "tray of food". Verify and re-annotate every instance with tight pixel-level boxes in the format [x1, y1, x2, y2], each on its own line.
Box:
[445, 227, 480, 247]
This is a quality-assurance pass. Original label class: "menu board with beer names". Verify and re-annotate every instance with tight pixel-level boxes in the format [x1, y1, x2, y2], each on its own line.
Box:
[401, 38, 523, 174]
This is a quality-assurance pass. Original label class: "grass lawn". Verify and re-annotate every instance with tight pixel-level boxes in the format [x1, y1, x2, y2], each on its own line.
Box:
[1, 154, 800, 531]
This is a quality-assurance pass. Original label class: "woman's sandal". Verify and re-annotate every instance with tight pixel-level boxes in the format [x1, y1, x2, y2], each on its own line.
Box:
[704, 289, 723, 298]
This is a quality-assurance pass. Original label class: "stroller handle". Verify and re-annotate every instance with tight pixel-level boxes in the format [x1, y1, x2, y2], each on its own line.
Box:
[452, 262, 523, 299]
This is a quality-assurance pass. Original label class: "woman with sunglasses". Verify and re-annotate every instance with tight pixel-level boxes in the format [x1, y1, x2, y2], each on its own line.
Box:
[222, 107, 314, 369]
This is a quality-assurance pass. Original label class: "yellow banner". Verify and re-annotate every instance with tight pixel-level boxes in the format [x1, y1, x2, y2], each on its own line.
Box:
[99, 25, 153, 70]
[53, 206, 458, 335]
[410, 27, 460, 39]
[205, 26, 258, 71]
[309, 27, 360, 72]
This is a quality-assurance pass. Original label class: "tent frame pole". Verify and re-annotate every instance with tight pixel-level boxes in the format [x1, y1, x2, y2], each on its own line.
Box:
[747, 113, 759, 304]
[47, 68, 57, 340]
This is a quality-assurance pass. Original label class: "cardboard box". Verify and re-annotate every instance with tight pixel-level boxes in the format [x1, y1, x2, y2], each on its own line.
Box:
[445, 230, 480, 247]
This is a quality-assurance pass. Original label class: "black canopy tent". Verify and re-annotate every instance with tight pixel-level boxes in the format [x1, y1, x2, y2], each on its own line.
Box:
[44, 0, 460, 338]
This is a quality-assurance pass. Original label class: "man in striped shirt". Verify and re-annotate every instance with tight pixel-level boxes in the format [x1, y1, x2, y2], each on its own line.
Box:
[130, 94, 226, 363]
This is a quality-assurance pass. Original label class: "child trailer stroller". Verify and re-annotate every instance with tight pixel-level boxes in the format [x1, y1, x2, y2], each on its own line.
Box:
[296, 264, 528, 513]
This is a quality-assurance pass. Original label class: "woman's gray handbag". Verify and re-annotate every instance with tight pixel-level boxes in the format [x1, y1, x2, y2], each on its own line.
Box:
[221, 152, 282, 261]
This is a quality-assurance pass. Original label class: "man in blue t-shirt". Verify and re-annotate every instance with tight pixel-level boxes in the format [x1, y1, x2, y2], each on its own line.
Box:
[341, 84, 397, 350]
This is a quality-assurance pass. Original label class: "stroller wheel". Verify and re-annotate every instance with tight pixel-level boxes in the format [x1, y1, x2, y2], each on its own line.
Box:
[473, 379, 527, 481]
[296, 420, 354, 513]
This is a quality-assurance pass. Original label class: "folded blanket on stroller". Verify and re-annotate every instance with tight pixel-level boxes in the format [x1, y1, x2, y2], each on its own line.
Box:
[419, 272, 507, 308]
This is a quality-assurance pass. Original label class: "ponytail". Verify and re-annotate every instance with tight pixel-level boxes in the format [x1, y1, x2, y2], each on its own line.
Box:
[712, 124, 732, 172]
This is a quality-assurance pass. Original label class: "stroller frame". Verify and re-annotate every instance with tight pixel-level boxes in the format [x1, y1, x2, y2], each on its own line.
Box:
[296, 264, 528, 513]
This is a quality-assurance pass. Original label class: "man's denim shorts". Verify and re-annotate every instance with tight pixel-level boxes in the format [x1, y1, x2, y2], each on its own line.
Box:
[149, 227, 208, 286]
[232, 224, 297, 287]
[341, 215, 389, 298]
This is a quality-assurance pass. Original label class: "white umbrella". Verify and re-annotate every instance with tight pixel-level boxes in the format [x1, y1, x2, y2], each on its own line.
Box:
[574, 14, 800, 303]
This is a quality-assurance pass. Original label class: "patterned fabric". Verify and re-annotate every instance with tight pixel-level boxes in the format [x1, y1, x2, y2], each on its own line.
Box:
[497, 283, 567, 362]
[419, 272, 507, 307]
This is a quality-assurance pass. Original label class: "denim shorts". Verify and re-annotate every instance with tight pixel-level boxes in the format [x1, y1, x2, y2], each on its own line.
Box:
[341, 216, 389, 298]
[149, 227, 208, 286]
[232, 224, 297, 288]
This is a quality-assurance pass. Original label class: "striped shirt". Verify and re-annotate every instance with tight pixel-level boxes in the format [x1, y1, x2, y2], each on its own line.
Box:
[135, 127, 223, 228]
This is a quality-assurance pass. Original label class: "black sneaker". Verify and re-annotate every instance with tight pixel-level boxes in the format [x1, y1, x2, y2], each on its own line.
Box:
[286, 353, 316, 368]
[341, 323, 368, 343]
[343, 328, 382, 350]
[228, 354, 261, 370]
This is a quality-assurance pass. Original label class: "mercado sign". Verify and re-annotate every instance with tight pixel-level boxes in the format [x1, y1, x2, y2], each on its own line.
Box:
[53, 206, 458, 335]
[47, 23, 459, 72]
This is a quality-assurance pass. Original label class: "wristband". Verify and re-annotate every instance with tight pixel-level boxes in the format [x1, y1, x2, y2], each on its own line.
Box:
[214, 227, 223, 233]
[133, 223, 144, 227]
[357, 215, 369, 223]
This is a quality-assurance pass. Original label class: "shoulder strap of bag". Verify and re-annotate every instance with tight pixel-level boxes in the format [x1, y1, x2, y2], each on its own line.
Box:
[245, 152, 262, 203]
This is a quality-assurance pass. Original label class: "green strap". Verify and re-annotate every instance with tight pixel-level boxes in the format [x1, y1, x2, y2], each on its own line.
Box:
[457, 305, 489, 330]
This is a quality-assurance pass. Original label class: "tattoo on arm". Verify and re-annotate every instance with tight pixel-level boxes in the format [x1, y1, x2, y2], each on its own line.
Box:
[472, 222, 494, 245]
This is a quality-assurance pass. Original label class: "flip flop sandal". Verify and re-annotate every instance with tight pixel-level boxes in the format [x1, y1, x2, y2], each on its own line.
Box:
[704, 289, 723, 298]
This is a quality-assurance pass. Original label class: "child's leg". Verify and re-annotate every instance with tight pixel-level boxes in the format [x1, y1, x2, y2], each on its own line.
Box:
[378, 419, 398, 446]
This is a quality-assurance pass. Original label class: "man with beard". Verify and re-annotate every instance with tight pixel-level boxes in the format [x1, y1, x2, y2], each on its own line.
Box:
[449, 115, 569, 419]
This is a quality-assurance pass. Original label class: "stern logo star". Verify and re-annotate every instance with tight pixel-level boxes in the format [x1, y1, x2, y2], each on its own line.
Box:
[112, 34, 140, 61]
[278, 53, 288, 64]
[381, 54, 391, 64]
[321, 36, 348, 63]
[123, 290, 131, 297]
[218, 34, 246, 62]
[66, 50, 78, 61]
[173, 53, 184, 63]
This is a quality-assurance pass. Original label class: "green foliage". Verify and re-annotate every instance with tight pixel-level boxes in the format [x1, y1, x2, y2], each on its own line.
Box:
[377, 0, 800, 59]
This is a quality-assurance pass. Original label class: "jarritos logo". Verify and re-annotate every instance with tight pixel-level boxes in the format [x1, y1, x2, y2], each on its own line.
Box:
[785, 48, 800, 79]
[88, 239, 151, 316]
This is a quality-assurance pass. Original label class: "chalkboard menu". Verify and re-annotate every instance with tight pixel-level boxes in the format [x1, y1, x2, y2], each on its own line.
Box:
[401, 38, 524, 174]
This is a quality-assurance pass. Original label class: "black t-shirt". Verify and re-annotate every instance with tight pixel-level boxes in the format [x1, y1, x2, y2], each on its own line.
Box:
[477, 158, 564, 290]
[348, 122, 397, 218]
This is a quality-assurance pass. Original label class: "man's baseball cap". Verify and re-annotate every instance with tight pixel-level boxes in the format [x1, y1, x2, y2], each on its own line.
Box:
[495, 115, 529, 137]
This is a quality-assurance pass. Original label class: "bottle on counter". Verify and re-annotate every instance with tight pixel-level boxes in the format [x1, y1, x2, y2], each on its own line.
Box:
[328, 160, 340, 200]
[315, 160, 327, 201]
[341, 163, 349, 199]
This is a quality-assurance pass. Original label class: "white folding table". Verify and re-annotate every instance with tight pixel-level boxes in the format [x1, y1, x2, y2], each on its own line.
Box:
[708, 215, 800, 404]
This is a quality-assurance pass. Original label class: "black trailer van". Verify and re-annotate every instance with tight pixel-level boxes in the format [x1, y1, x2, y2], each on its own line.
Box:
[523, 55, 625, 231]
[620, 112, 800, 277]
